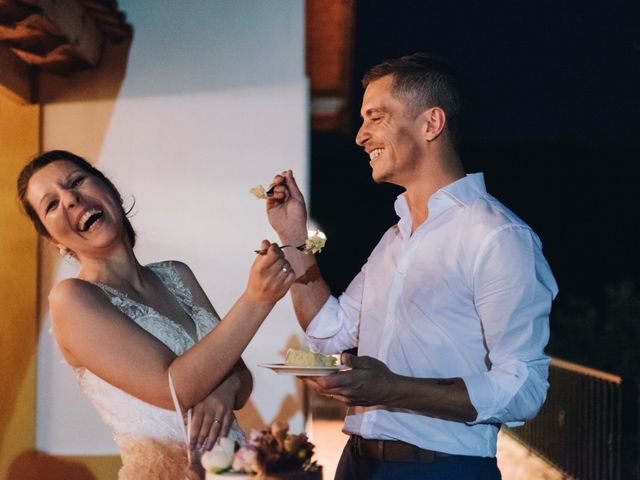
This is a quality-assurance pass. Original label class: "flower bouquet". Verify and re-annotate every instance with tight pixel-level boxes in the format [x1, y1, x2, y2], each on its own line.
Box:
[202, 422, 322, 480]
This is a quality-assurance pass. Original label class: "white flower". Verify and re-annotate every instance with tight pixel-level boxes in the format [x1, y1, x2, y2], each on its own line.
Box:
[250, 185, 267, 199]
[201, 437, 236, 473]
[304, 232, 326, 254]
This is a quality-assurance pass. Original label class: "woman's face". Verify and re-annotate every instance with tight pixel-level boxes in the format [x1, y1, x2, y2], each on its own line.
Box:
[25, 160, 125, 258]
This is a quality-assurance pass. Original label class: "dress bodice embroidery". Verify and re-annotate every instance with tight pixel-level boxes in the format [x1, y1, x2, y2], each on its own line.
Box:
[72, 261, 243, 479]
[93, 261, 212, 355]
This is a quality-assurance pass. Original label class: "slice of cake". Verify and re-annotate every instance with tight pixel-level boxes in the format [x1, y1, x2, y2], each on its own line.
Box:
[285, 348, 337, 367]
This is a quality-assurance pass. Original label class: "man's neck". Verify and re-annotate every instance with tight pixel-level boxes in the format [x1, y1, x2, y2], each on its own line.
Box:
[403, 155, 465, 234]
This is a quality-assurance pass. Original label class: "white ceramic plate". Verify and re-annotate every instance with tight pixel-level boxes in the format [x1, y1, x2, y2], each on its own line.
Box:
[259, 363, 350, 376]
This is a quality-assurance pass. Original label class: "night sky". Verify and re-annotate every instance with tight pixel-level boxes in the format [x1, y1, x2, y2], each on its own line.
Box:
[310, 1, 640, 367]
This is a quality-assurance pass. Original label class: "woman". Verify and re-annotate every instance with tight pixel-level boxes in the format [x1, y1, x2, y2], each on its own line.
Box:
[18, 150, 295, 479]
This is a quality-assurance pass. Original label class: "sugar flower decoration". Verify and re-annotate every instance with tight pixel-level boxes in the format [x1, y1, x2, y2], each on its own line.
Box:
[304, 231, 326, 254]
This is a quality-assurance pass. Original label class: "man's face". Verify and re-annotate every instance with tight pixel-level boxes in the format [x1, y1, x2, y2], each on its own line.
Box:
[355, 75, 425, 187]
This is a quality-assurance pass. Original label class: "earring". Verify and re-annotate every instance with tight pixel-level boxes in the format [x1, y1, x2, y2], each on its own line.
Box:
[57, 246, 74, 260]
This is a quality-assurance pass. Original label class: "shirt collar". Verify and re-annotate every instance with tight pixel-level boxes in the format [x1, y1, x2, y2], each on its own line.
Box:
[394, 172, 487, 222]
[439, 172, 487, 207]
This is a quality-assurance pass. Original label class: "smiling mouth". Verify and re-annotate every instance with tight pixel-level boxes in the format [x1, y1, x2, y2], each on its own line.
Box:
[369, 148, 384, 160]
[78, 208, 104, 232]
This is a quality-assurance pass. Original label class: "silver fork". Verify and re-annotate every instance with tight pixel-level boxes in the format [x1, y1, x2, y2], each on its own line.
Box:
[265, 184, 276, 197]
[254, 244, 306, 255]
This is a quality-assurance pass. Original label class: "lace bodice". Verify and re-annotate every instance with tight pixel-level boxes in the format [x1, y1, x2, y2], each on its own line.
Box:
[73, 261, 243, 479]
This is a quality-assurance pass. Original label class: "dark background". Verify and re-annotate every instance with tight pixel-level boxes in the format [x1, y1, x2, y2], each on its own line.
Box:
[310, 0, 640, 377]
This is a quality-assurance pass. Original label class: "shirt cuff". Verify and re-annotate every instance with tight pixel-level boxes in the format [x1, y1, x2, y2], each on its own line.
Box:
[304, 295, 343, 339]
[461, 362, 529, 425]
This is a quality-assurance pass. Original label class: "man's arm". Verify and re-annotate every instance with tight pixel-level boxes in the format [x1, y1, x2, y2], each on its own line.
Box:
[265, 170, 364, 354]
[285, 249, 331, 332]
[304, 354, 477, 422]
[461, 226, 557, 424]
[265, 170, 331, 330]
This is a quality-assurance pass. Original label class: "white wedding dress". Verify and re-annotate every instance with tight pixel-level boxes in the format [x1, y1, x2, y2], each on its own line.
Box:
[72, 262, 244, 479]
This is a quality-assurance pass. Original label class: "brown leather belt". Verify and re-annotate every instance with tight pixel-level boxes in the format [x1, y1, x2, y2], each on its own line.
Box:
[352, 435, 454, 464]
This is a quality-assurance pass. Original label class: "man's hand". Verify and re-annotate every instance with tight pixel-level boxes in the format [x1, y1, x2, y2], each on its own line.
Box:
[302, 353, 398, 407]
[266, 170, 308, 244]
[190, 375, 238, 451]
[303, 353, 478, 422]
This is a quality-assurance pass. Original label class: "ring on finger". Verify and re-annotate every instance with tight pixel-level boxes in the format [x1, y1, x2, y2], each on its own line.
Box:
[213, 418, 221, 424]
[282, 265, 290, 273]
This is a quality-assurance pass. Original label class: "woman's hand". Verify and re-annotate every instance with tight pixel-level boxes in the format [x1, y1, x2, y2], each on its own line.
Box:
[245, 240, 295, 306]
[190, 374, 239, 452]
[266, 171, 308, 245]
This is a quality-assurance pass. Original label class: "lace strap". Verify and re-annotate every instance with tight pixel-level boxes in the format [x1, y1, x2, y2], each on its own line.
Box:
[149, 262, 193, 305]
[168, 371, 192, 463]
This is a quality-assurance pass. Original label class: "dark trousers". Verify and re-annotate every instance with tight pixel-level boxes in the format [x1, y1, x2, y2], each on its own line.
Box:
[335, 437, 502, 480]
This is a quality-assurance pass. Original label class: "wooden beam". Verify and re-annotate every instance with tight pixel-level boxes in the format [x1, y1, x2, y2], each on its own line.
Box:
[79, 0, 131, 42]
[21, 0, 104, 66]
[0, 13, 65, 53]
[0, 0, 39, 22]
[0, 42, 34, 103]
[306, 0, 355, 132]
[12, 42, 80, 74]
[306, 0, 354, 94]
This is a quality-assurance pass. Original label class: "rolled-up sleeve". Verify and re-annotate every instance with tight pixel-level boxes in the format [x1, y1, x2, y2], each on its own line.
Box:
[462, 225, 558, 426]
[304, 268, 365, 354]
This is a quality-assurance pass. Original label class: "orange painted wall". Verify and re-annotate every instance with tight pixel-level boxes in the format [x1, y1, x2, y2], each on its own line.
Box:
[0, 93, 39, 478]
[0, 91, 121, 480]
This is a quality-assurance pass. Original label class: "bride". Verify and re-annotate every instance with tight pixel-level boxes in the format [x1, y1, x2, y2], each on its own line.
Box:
[17, 150, 295, 479]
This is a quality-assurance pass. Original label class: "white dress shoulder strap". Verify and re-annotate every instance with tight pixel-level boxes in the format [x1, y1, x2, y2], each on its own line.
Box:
[168, 371, 192, 463]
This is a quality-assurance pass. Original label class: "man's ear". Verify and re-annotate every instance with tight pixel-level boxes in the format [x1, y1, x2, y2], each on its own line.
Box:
[422, 107, 447, 142]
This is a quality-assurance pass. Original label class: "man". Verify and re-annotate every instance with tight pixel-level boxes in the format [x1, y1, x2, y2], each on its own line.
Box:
[266, 53, 558, 479]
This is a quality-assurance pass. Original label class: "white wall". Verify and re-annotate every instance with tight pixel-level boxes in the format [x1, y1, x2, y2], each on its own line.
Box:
[36, 1, 308, 454]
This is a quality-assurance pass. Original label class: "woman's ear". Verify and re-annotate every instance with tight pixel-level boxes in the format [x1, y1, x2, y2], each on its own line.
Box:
[422, 107, 447, 142]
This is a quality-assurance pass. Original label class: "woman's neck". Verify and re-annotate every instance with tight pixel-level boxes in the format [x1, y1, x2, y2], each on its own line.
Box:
[77, 243, 146, 292]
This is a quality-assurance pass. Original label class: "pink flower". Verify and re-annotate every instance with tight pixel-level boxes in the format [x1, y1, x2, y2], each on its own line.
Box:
[232, 444, 259, 473]
[248, 428, 265, 445]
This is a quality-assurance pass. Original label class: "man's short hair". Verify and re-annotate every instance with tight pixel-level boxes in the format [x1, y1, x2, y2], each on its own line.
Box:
[362, 53, 463, 143]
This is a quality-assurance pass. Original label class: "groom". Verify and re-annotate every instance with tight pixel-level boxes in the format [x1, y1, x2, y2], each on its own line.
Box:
[266, 53, 557, 479]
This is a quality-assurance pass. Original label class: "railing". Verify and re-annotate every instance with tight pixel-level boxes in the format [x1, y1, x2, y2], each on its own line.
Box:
[506, 357, 623, 480]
